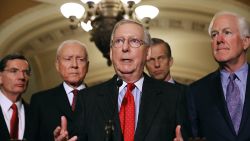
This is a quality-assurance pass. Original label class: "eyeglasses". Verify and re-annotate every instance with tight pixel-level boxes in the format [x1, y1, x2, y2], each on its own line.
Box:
[3, 68, 31, 77]
[112, 37, 144, 48]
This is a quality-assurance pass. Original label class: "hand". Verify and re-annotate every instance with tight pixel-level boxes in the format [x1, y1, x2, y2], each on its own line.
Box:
[54, 116, 78, 141]
[173, 125, 183, 141]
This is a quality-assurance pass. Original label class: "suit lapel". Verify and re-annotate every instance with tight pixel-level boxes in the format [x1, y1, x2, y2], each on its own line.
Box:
[212, 70, 237, 135]
[96, 76, 123, 141]
[238, 64, 250, 134]
[134, 75, 161, 141]
[53, 84, 74, 121]
[0, 108, 10, 140]
[22, 100, 29, 140]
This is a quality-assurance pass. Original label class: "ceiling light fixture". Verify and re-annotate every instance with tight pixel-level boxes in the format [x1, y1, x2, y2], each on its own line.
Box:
[60, 0, 159, 65]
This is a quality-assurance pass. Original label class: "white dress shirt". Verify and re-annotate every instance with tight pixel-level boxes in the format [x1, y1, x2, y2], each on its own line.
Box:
[63, 82, 86, 106]
[118, 77, 144, 129]
[0, 90, 25, 140]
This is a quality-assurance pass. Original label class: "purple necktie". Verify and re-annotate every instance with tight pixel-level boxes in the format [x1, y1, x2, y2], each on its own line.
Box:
[226, 73, 242, 134]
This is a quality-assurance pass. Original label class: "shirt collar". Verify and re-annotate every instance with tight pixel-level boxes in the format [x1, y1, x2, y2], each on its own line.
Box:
[167, 77, 175, 84]
[63, 82, 86, 95]
[0, 90, 22, 112]
[221, 62, 248, 82]
[119, 77, 144, 93]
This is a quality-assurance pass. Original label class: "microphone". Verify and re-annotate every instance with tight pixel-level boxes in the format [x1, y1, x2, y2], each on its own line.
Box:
[104, 79, 123, 141]
[116, 79, 123, 87]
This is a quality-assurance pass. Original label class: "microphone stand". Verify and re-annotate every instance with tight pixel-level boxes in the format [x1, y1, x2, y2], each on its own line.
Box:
[104, 120, 114, 141]
[104, 79, 123, 141]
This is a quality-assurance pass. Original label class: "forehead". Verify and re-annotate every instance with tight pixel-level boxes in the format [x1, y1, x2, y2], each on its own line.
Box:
[6, 59, 29, 69]
[60, 44, 86, 57]
[212, 15, 239, 31]
[151, 44, 167, 54]
[114, 23, 144, 38]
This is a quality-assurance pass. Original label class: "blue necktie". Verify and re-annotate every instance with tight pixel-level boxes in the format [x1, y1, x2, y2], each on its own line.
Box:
[226, 73, 242, 134]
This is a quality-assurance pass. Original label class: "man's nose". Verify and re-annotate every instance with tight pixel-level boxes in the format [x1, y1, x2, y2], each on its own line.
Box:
[122, 40, 130, 52]
[154, 59, 160, 68]
[71, 58, 78, 68]
[216, 34, 225, 44]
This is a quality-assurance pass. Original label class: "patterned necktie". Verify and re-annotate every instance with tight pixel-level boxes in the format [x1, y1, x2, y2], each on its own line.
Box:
[72, 89, 78, 111]
[119, 83, 135, 141]
[10, 103, 19, 139]
[226, 73, 242, 134]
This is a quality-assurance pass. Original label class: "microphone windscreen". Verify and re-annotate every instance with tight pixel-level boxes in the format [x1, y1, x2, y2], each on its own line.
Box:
[116, 79, 123, 87]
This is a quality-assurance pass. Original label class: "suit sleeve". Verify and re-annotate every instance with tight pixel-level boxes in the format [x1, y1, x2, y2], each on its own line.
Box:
[176, 85, 192, 140]
[26, 94, 41, 141]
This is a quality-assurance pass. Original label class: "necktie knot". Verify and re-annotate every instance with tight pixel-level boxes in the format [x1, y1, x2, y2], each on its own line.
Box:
[127, 83, 135, 92]
[72, 89, 78, 96]
[11, 103, 17, 111]
[229, 73, 237, 81]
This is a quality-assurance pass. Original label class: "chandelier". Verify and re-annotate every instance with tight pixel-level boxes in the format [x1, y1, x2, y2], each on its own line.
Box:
[60, 0, 159, 66]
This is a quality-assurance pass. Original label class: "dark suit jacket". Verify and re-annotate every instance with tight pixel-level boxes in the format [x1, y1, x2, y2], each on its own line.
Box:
[76, 74, 188, 141]
[188, 68, 250, 141]
[28, 84, 80, 141]
[174, 81, 186, 89]
[0, 100, 29, 141]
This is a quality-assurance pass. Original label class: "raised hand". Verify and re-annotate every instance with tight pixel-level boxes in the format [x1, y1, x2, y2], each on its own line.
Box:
[173, 125, 183, 141]
[54, 116, 77, 141]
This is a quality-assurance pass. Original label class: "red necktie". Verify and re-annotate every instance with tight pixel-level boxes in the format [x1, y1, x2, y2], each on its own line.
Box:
[10, 103, 19, 139]
[119, 83, 135, 141]
[72, 89, 78, 111]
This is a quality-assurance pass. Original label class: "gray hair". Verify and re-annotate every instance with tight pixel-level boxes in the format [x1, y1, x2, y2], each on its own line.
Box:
[208, 11, 250, 38]
[56, 39, 88, 60]
[110, 19, 151, 47]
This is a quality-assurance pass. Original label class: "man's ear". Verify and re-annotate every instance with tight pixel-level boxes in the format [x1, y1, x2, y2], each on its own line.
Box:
[243, 36, 250, 50]
[146, 47, 151, 61]
[0, 72, 2, 85]
[169, 57, 174, 67]
[109, 48, 113, 61]
[86, 61, 89, 73]
[55, 59, 59, 72]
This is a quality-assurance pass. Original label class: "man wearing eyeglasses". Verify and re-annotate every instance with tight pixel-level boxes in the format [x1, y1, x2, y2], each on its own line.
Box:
[0, 54, 31, 141]
[55, 19, 188, 141]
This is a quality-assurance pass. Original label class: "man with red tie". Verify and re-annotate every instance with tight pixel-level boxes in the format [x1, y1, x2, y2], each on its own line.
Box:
[54, 20, 188, 141]
[29, 40, 89, 141]
[0, 54, 31, 140]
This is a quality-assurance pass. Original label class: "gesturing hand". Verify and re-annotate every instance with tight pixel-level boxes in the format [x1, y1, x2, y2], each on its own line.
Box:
[54, 116, 77, 141]
[173, 125, 183, 141]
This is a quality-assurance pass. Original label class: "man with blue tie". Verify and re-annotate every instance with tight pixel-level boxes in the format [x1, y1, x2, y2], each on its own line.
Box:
[186, 11, 250, 141]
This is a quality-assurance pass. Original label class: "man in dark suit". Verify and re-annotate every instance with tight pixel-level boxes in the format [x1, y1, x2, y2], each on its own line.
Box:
[187, 11, 250, 141]
[145, 37, 186, 88]
[55, 20, 188, 141]
[0, 54, 31, 140]
[28, 40, 89, 141]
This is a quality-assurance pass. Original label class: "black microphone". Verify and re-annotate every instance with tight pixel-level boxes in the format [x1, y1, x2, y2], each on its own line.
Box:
[116, 79, 123, 88]
[104, 79, 123, 141]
